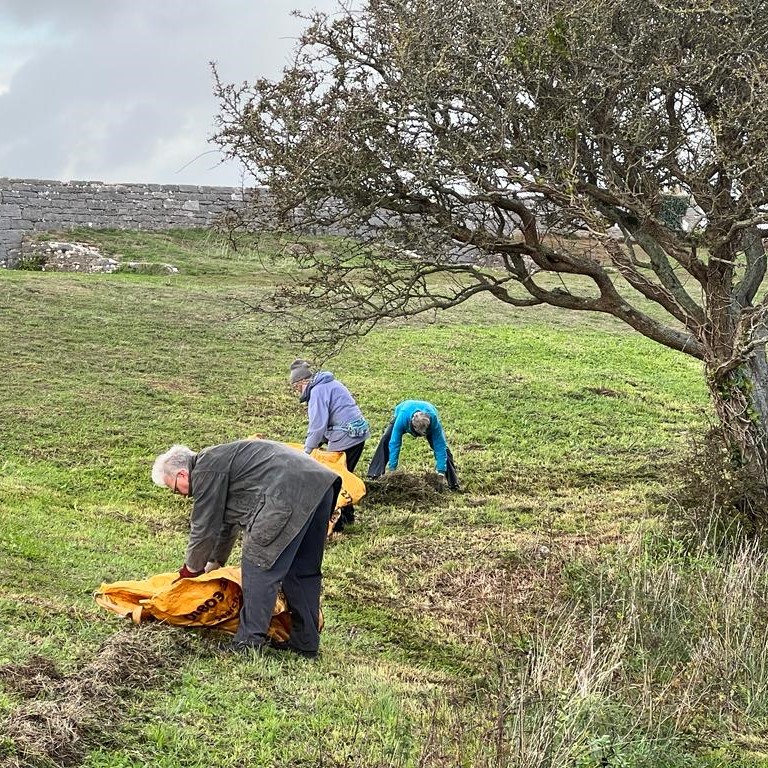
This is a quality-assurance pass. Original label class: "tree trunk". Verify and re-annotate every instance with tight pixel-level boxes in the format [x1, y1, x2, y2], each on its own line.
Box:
[708, 350, 768, 487]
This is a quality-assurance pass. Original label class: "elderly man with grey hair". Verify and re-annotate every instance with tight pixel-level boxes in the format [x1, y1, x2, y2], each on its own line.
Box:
[152, 438, 341, 657]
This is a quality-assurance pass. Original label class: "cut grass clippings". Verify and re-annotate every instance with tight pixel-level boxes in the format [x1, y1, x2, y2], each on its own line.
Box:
[0, 626, 194, 768]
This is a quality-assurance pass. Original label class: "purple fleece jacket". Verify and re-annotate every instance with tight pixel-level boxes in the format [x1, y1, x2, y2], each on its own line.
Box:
[303, 371, 370, 452]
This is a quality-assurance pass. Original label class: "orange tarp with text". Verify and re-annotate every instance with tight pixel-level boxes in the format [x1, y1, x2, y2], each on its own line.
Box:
[94, 567, 293, 640]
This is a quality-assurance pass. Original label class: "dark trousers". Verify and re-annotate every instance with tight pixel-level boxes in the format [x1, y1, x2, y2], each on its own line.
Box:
[234, 478, 341, 652]
[335, 440, 366, 530]
[367, 421, 459, 489]
[343, 440, 366, 473]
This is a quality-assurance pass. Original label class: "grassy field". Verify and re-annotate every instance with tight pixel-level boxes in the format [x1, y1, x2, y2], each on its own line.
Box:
[2, 229, 768, 767]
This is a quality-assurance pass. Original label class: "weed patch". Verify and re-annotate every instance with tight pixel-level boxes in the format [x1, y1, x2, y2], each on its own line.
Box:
[667, 427, 768, 541]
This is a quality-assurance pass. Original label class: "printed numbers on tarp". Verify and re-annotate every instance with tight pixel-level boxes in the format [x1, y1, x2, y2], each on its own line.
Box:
[185, 590, 226, 621]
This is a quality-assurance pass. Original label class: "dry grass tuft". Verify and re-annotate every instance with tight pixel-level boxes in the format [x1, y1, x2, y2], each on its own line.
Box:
[0, 626, 188, 767]
[4, 700, 89, 767]
[364, 472, 446, 506]
[0, 655, 63, 699]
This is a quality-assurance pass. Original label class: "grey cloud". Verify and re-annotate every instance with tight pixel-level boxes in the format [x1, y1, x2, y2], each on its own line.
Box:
[0, 0, 340, 185]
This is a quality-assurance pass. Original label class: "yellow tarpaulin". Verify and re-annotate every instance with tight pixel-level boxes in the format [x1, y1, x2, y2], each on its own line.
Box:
[257, 440, 366, 533]
[249, 438, 367, 509]
[94, 567, 295, 640]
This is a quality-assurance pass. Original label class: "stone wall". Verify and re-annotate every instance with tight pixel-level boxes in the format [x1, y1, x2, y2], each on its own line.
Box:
[0, 176, 710, 269]
[0, 177, 258, 267]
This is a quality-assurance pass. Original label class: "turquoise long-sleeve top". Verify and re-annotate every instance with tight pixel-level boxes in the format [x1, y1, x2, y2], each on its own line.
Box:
[388, 400, 447, 473]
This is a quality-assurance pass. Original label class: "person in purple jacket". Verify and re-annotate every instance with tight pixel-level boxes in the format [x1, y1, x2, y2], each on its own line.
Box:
[289, 359, 370, 530]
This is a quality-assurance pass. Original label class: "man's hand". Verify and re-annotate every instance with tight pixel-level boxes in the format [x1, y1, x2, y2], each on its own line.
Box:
[176, 564, 204, 581]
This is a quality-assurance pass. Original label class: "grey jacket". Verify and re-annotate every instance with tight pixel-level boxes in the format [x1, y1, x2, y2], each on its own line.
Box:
[183, 439, 340, 571]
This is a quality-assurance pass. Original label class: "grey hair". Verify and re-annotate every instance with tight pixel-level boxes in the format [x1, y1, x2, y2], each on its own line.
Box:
[151, 444, 197, 486]
[410, 411, 431, 436]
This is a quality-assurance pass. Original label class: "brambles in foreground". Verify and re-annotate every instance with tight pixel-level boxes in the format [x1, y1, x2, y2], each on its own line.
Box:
[481, 531, 768, 767]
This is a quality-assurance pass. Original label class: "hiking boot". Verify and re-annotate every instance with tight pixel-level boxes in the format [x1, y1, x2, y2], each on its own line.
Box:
[268, 640, 319, 660]
[333, 506, 355, 532]
[221, 640, 267, 655]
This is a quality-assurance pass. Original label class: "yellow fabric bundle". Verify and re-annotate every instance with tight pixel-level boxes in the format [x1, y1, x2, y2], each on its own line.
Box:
[272, 441, 367, 534]
[277, 441, 367, 509]
[94, 567, 294, 641]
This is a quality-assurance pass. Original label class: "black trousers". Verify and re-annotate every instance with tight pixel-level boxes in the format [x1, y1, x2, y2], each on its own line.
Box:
[334, 440, 366, 530]
[343, 439, 366, 473]
[367, 421, 459, 489]
[234, 478, 341, 652]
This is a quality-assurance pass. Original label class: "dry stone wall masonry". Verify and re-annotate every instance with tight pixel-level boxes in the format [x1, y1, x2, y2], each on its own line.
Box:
[0, 177, 708, 269]
[0, 178, 263, 268]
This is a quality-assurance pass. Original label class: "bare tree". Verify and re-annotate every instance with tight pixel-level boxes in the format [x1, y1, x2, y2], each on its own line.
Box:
[213, 0, 768, 483]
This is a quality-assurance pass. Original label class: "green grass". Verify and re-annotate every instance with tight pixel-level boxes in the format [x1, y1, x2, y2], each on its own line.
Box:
[2, 229, 767, 767]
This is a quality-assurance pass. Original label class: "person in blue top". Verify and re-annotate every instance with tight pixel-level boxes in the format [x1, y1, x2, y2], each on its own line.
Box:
[367, 400, 459, 490]
[289, 359, 370, 529]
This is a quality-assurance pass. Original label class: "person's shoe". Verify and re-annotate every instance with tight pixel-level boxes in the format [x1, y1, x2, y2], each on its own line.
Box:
[221, 640, 267, 655]
[333, 506, 355, 533]
[268, 639, 319, 660]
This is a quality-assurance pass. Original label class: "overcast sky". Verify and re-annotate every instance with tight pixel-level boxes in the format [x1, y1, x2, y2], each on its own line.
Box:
[0, 1, 339, 187]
